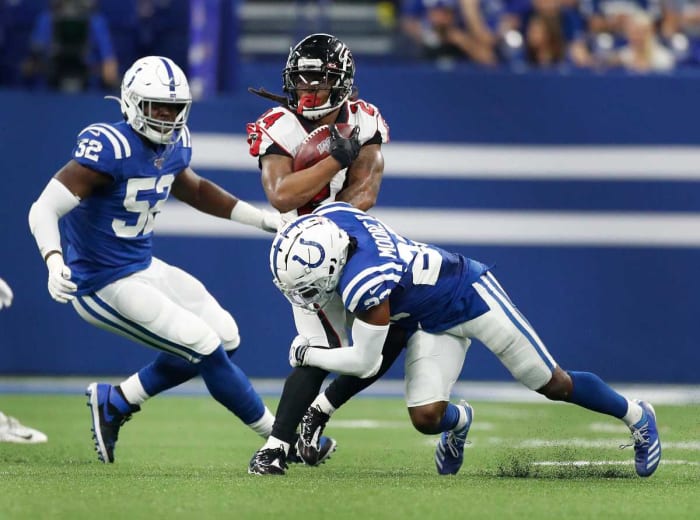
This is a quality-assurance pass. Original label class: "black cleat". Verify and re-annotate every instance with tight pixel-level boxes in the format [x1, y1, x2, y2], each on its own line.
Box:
[297, 405, 337, 466]
[248, 447, 288, 476]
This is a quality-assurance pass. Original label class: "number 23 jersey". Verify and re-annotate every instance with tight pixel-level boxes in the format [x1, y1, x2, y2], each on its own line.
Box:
[63, 121, 192, 295]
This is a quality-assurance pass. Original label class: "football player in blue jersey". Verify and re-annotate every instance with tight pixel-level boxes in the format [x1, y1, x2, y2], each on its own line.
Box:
[28, 56, 283, 464]
[269, 204, 662, 478]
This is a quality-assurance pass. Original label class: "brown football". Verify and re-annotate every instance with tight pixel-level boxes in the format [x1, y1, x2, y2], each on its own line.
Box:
[292, 123, 355, 171]
[292, 123, 354, 214]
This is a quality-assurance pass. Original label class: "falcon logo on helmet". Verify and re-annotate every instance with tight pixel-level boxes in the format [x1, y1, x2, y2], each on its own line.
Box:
[282, 33, 355, 121]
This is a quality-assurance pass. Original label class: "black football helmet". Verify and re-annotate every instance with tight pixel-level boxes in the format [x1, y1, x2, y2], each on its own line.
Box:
[283, 33, 355, 120]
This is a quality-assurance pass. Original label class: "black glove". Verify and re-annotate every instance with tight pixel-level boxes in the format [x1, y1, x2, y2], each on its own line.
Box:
[328, 124, 361, 169]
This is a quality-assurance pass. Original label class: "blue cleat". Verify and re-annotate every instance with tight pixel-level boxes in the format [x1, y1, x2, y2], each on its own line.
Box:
[435, 400, 474, 475]
[85, 382, 139, 463]
[629, 400, 661, 477]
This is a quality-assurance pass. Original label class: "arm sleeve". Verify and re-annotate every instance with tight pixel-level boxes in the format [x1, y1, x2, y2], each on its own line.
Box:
[28, 179, 80, 259]
[304, 319, 389, 378]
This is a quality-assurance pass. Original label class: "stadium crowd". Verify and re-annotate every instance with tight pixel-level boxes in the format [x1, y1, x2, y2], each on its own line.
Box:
[0, 0, 696, 93]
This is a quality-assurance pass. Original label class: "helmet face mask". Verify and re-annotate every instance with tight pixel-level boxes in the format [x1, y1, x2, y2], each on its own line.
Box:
[120, 56, 192, 144]
[270, 216, 350, 311]
[283, 33, 355, 120]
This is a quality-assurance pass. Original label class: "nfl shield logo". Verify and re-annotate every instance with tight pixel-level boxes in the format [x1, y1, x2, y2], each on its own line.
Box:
[154, 157, 165, 169]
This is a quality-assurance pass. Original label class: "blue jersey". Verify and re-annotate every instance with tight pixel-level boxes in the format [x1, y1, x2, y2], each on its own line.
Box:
[314, 203, 490, 333]
[63, 121, 192, 294]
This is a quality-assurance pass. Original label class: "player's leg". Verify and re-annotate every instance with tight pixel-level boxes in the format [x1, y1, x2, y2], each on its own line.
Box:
[74, 263, 273, 463]
[249, 299, 345, 475]
[451, 271, 660, 477]
[403, 330, 474, 475]
[117, 259, 243, 406]
[297, 325, 408, 464]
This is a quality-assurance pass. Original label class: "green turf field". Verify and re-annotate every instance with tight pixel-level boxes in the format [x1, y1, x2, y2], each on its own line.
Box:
[1, 394, 698, 519]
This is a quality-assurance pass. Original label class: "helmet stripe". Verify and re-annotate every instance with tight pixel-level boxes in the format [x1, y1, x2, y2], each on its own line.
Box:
[159, 57, 176, 93]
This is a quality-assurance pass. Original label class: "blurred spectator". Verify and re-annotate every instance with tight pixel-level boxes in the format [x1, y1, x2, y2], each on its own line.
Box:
[458, 0, 530, 64]
[22, 0, 118, 93]
[525, 12, 568, 65]
[511, 0, 593, 68]
[400, 0, 497, 64]
[613, 10, 675, 70]
[581, 0, 662, 36]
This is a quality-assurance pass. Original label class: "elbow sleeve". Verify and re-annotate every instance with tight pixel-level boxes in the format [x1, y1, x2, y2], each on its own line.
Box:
[305, 319, 389, 377]
[28, 178, 80, 258]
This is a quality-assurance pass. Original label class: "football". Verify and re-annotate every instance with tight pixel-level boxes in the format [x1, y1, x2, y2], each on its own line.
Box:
[292, 123, 354, 214]
[292, 123, 355, 171]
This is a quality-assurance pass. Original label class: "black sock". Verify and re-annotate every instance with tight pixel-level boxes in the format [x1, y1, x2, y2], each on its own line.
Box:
[271, 366, 329, 444]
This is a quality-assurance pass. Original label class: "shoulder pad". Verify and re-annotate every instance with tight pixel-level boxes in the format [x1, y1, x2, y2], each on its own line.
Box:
[74, 123, 133, 167]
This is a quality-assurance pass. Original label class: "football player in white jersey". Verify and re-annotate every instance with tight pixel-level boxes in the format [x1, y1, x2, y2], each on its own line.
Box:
[247, 33, 411, 475]
[0, 278, 48, 444]
[28, 56, 282, 463]
[270, 205, 662, 478]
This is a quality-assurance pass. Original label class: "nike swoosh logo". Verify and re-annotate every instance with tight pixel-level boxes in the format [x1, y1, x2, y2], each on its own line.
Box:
[369, 285, 381, 295]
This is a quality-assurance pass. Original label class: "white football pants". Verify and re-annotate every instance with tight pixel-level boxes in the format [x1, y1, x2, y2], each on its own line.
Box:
[405, 272, 558, 407]
[72, 257, 240, 362]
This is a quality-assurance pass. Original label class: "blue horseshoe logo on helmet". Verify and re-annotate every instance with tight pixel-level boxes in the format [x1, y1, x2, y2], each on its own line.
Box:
[292, 238, 325, 268]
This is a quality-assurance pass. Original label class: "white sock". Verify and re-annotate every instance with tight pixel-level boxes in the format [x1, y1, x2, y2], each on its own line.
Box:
[311, 392, 336, 416]
[119, 374, 150, 406]
[454, 404, 468, 431]
[261, 435, 290, 455]
[248, 408, 275, 438]
[621, 399, 644, 428]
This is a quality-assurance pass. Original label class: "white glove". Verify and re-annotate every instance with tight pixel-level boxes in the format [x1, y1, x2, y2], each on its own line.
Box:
[289, 335, 311, 368]
[0, 277, 13, 309]
[261, 210, 282, 233]
[46, 254, 77, 303]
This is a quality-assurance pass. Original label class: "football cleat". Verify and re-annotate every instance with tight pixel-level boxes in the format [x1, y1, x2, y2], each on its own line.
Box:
[297, 405, 338, 465]
[248, 446, 288, 476]
[85, 382, 139, 463]
[627, 400, 661, 477]
[0, 412, 48, 444]
[435, 400, 474, 475]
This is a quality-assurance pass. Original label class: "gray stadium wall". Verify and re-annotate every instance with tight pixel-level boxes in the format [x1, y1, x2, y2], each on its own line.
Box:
[1, 63, 699, 383]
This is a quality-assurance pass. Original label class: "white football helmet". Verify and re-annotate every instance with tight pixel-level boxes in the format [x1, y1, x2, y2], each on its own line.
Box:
[270, 215, 350, 310]
[120, 56, 192, 144]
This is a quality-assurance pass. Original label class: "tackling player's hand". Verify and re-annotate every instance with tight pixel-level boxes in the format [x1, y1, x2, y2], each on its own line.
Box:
[261, 210, 282, 233]
[329, 124, 361, 169]
[0, 277, 13, 309]
[289, 335, 310, 367]
[46, 254, 77, 303]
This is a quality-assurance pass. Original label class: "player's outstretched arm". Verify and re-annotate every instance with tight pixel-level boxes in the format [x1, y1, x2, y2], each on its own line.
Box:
[172, 167, 280, 232]
[292, 300, 391, 378]
[28, 161, 107, 303]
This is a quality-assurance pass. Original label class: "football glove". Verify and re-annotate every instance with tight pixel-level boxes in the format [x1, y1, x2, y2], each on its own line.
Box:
[289, 335, 311, 368]
[46, 254, 77, 303]
[329, 124, 361, 169]
[0, 277, 13, 310]
[261, 210, 282, 233]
